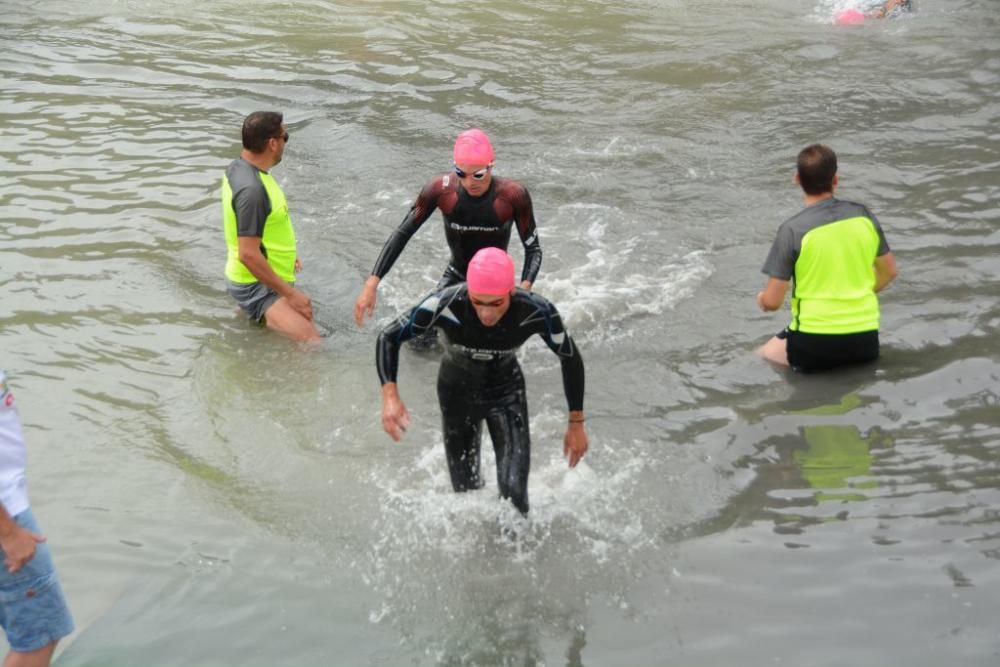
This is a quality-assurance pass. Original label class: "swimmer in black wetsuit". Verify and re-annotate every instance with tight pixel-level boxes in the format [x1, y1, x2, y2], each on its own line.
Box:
[354, 129, 543, 342]
[376, 248, 587, 515]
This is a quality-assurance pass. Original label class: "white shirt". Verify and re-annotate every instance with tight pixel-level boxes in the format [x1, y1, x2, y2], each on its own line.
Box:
[0, 371, 30, 517]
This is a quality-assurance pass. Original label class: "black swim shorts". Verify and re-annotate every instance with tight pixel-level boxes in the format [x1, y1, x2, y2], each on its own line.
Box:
[777, 328, 880, 372]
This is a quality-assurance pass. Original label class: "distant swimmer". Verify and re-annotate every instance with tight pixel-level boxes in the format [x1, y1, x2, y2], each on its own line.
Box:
[865, 0, 913, 18]
[756, 144, 899, 372]
[354, 129, 543, 349]
[836, 0, 912, 24]
[221, 111, 321, 343]
[376, 248, 586, 515]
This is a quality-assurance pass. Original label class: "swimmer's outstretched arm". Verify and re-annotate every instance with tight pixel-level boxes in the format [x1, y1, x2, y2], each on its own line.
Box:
[376, 303, 437, 440]
[375, 325, 410, 441]
[354, 182, 440, 326]
[511, 185, 542, 290]
[529, 296, 589, 466]
[380, 382, 410, 442]
[564, 412, 588, 468]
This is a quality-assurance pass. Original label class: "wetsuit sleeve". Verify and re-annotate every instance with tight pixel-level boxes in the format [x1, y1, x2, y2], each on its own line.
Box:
[761, 223, 796, 281]
[557, 336, 585, 412]
[510, 185, 542, 284]
[535, 299, 585, 411]
[375, 294, 441, 384]
[370, 179, 441, 279]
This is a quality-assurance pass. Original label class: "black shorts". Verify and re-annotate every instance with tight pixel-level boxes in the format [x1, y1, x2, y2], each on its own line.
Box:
[777, 328, 879, 373]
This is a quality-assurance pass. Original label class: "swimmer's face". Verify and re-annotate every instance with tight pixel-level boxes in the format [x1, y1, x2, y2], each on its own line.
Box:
[454, 162, 493, 196]
[469, 290, 511, 327]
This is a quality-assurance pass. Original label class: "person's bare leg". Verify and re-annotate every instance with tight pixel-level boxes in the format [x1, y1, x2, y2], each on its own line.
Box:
[4, 641, 57, 667]
[263, 298, 321, 343]
[757, 336, 789, 366]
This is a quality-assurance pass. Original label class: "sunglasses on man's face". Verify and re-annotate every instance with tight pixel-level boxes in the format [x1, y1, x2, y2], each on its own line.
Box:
[274, 132, 289, 144]
[454, 165, 491, 180]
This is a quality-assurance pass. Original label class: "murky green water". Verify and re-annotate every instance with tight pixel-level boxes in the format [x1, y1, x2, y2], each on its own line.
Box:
[1, 0, 998, 664]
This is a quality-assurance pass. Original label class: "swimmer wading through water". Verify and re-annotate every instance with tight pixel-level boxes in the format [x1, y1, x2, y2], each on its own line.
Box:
[376, 248, 587, 515]
[354, 129, 543, 349]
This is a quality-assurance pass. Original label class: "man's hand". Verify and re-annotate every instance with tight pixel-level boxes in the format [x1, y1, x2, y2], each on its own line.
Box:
[354, 276, 380, 326]
[757, 278, 789, 312]
[874, 252, 898, 293]
[238, 237, 311, 320]
[381, 383, 411, 442]
[286, 288, 314, 321]
[520, 280, 533, 292]
[564, 421, 588, 467]
[0, 524, 44, 573]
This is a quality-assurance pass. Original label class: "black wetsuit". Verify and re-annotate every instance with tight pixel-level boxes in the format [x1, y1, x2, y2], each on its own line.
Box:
[371, 174, 543, 289]
[376, 285, 584, 514]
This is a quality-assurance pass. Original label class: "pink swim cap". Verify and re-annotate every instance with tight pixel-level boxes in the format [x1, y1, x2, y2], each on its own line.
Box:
[835, 8, 865, 25]
[466, 247, 515, 295]
[453, 129, 495, 165]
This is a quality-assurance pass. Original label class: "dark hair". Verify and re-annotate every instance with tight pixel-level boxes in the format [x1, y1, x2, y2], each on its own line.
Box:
[796, 144, 837, 195]
[242, 111, 284, 153]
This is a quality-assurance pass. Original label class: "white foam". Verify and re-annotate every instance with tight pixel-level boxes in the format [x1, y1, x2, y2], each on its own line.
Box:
[540, 204, 714, 345]
[360, 416, 660, 633]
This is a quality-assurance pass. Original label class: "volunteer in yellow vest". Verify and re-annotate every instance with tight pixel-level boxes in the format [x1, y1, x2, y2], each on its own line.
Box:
[221, 111, 320, 342]
[756, 144, 898, 371]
